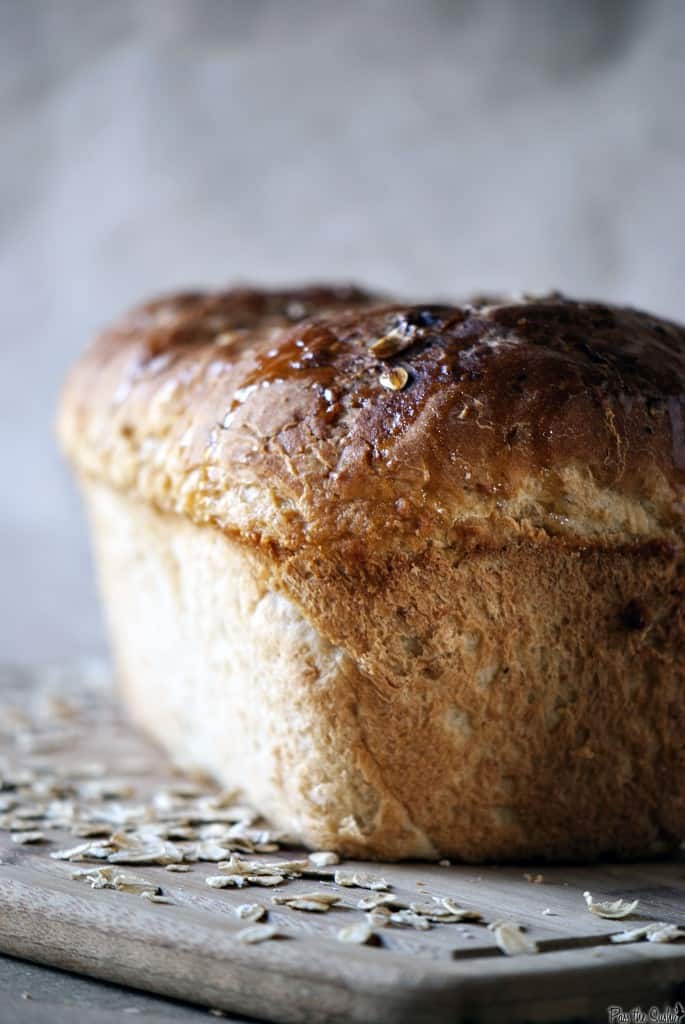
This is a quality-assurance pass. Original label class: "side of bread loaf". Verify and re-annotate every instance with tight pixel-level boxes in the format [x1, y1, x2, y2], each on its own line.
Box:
[58, 287, 685, 860]
[80, 479, 684, 861]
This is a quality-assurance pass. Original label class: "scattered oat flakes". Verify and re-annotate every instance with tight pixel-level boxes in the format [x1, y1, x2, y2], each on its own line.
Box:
[524, 873, 544, 884]
[113, 872, 160, 897]
[357, 893, 405, 911]
[489, 920, 538, 956]
[52, 841, 100, 861]
[71, 867, 110, 885]
[216, 853, 302, 878]
[141, 890, 172, 903]
[366, 908, 391, 928]
[280, 890, 339, 905]
[206, 875, 248, 889]
[273, 891, 341, 913]
[334, 870, 390, 891]
[108, 841, 185, 866]
[389, 910, 431, 931]
[542, 908, 556, 916]
[337, 922, 376, 945]
[84, 865, 119, 889]
[408, 901, 472, 924]
[434, 897, 482, 922]
[247, 874, 284, 887]
[236, 923, 279, 944]
[11, 830, 45, 844]
[259, 859, 309, 875]
[609, 924, 653, 944]
[308, 851, 339, 868]
[207, 873, 284, 889]
[236, 903, 267, 923]
[215, 854, 251, 874]
[583, 891, 639, 919]
[165, 863, 191, 872]
[114, 873, 161, 895]
[193, 841, 231, 862]
[282, 898, 332, 913]
[648, 923, 685, 943]
[410, 902, 441, 916]
[71, 866, 162, 897]
[610, 922, 685, 944]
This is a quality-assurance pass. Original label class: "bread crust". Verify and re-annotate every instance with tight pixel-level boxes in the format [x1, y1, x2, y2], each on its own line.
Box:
[58, 286, 685, 860]
[58, 287, 685, 553]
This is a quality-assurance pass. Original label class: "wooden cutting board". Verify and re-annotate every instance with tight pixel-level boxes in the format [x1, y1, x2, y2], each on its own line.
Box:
[0, 661, 684, 1024]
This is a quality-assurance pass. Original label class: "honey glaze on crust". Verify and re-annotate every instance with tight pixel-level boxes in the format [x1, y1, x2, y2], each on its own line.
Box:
[58, 288, 685, 552]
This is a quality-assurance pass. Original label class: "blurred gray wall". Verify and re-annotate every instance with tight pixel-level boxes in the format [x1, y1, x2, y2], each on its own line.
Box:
[2, 0, 684, 662]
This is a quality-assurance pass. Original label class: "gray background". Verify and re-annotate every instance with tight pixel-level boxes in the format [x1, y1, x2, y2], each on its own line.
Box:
[2, 0, 685, 663]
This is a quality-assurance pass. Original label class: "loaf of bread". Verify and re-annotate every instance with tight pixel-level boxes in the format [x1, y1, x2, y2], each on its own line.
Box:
[58, 286, 685, 861]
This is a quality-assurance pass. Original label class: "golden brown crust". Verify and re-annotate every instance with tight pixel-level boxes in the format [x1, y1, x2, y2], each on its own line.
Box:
[58, 286, 685, 555]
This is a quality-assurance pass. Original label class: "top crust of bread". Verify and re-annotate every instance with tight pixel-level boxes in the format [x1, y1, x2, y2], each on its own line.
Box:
[58, 286, 685, 554]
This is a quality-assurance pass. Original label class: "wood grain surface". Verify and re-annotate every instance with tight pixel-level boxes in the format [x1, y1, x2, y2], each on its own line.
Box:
[0, 662, 684, 1023]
